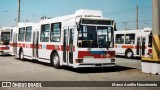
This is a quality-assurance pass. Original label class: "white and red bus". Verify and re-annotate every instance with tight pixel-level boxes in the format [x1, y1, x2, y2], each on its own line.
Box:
[0, 27, 13, 55]
[113, 28, 152, 58]
[10, 9, 116, 68]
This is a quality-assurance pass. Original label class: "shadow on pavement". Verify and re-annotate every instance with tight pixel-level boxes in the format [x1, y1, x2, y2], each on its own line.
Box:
[116, 55, 141, 60]
[0, 54, 13, 57]
[14, 58, 136, 73]
[63, 65, 135, 73]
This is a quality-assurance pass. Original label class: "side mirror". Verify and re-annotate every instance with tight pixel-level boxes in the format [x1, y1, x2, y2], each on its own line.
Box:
[114, 23, 117, 31]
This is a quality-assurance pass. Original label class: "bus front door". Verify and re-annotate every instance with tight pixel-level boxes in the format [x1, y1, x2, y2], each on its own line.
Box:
[63, 27, 74, 66]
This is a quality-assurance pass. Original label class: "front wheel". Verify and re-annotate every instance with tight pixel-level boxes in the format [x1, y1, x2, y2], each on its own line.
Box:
[125, 50, 133, 58]
[51, 52, 61, 69]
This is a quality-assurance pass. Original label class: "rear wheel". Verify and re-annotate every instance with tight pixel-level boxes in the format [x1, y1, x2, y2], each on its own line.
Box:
[125, 50, 133, 58]
[51, 52, 61, 69]
[19, 50, 24, 60]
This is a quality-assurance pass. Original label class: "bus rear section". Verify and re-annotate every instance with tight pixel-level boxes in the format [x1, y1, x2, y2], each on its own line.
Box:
[0, 27, 12, 55]
[114, 28, 152, 58]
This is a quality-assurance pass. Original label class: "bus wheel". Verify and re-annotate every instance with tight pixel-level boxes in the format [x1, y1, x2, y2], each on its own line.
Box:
[125, 50, 133, 58]
[52, 52, 61, 69]
[19, 50, 24, 60]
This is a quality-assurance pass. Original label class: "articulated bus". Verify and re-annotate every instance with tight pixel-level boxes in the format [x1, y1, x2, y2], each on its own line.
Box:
[10, 9, 116, 68]
[113, 28, 152, 58]
[0, 27, 12, 55]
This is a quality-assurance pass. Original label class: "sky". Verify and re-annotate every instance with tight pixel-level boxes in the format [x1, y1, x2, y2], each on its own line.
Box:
[0, 0, 152, 30]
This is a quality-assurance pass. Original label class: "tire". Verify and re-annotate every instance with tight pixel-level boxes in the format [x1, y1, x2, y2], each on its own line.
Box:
[125, 50, 133, 58]
[51, 52, 61, 69]
[19, 50, 24, 60]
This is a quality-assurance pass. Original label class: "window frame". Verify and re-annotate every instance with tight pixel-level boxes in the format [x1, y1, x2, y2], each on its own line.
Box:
[25, 26, 32, 42]
[18, 27, 25, 42]
[125, 33, 135, 44]
[115, 34, 125, 44]
[40, 24, 50, 42]
[50, 22, 61, 42]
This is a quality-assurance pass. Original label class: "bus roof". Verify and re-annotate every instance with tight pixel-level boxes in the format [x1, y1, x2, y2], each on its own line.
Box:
[116, 28, 152, 33]
[18, 22, 37, 27]
[39, 9, 113, 24]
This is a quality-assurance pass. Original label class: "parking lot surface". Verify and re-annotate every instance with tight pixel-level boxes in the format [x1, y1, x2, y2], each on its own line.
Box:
[0, 55, 159, 90]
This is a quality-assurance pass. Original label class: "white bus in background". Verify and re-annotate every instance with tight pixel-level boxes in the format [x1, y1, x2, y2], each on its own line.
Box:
[0, 27, 13, 55]
[9, 23, 36, 56]
[10, 9, 116, 68]
[113, 28, 152, 58]
[9, 27, 18, 55]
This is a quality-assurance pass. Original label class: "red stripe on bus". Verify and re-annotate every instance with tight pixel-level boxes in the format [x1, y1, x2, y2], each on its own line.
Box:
[46, 45, 63, 51]
[10, 43, 14, 46]
[122, 45, 134, 49]
[148, 49, 152, 53]
[115, 45, 147, 49]
[0, 47, 9, 50]
[46, 45, 75, 51]
[10, 43, 17, 47]
[10, 43, 75, 51]
[78, 51, 115, 59]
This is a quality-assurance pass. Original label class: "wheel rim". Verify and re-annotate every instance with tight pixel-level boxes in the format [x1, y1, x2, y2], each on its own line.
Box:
[53, 55, 59, 65]
[127, 52, 132, 58]
[20, 51, 23, 59]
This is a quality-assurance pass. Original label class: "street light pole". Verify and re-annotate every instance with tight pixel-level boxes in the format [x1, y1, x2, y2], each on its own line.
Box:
[17, 0, 20, 26]
[136, 0, 138, 30]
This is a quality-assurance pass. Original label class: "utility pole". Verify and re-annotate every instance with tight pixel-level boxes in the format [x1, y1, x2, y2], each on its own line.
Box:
[17, 0, 20, 26]
[136, 0, 138, 30]
[141, 0, 160, 75]
[152, 0, 160, 62]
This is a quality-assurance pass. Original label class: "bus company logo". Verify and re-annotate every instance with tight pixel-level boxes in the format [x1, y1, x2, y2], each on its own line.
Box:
[2, 82, 11, 87]
[42, 45, 46, 49]
[117, 45, 122, 48]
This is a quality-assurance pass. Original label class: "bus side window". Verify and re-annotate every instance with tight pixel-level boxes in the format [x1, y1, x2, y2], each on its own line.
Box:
[125, 34, 135, 44]
[25, 26, 32, 42]
[50, 23, 61, 42]
[18, 27, 25, 41]
[115, 34, 124, 44]
[40, 24, 50, 42]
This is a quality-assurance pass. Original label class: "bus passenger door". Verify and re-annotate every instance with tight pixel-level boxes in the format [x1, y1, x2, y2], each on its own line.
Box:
[63, 27, 74, 66]
[33, 31, 39, 59]
[136, 37, 146, 56]
[136, 37, 141, 56]
[13, 33, 17, 55]
[141, 37, 146, 56]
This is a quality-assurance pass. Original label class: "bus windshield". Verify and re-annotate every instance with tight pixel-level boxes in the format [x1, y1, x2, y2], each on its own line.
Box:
[0, 32, 10, 45]
[78, 25, 113, 48]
